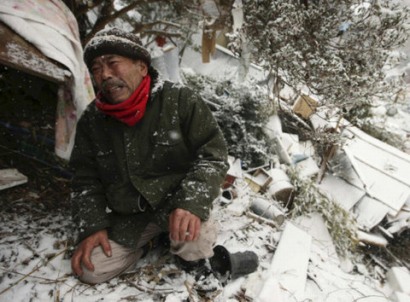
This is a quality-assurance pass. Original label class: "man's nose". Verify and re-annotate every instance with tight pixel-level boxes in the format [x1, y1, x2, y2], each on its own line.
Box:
[100, 64, 113, 80]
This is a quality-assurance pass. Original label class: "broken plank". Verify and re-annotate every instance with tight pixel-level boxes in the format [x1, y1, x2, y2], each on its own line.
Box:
[317, 173, 365, 211]
[0, 169, 28, 191]
[354, 196, 391, 231]
[356, 230, 388, 247]
[295, 213, 338, 262]
[263, 222, 312, 301]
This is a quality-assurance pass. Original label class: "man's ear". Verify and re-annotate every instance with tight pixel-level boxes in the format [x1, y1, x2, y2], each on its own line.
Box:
[136, 60, 148, 76]
[142, 64, 148, 77]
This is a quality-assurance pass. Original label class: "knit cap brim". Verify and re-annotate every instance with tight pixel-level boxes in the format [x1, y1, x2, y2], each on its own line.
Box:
[84, 28, 151, 68]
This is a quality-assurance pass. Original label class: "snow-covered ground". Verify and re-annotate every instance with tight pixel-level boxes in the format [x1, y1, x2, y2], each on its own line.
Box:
[0, 178, 398, 302]
[1, 34, 410, 302]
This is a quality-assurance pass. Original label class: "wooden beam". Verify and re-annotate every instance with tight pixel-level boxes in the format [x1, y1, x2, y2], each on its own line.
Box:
[0, 22, 68, 83]
[260, 222, 312, 300]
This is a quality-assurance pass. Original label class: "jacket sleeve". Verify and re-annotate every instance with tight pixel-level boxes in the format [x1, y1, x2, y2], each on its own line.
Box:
[70, 112, 110, 243]
[167, 87, 229, 220]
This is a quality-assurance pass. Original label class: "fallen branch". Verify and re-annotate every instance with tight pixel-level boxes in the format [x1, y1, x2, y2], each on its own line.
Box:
[125, 280, 175, 295]
[245, 210, 280, 229]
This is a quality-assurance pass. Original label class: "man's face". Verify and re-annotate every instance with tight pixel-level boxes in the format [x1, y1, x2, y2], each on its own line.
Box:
[90, 55, 148, 104]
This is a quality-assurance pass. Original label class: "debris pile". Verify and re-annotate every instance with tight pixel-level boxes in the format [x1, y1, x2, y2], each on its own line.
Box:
[2, 90, 410, 300]
[266, 94, 410, 248]
[216, 93, 410, 300]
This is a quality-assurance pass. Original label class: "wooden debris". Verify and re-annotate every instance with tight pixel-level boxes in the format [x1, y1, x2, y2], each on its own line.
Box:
[387, 217, 410, 234]
[0, 168, 28, 191]
[281, 133, 299, 156]
[353, 196, 391, 231]
[202, 28, 216, 63]
[0, 22, 67, 84]
[200, 0, 220, 63]
[223, 156, 243, 189]
[343, 127, 410, 214]
[295, 213, 338, 262]
[262, 222, 312, 300]
[292, 94, 319, 119]
[356, 230, 388, 247]
[295, 157, 319, 179]
[244, 168, 272, 193]
[317, 174, 365, 211]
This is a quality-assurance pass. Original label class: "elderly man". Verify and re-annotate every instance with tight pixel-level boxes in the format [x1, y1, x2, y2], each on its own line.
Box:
[70, 28, 229, 284]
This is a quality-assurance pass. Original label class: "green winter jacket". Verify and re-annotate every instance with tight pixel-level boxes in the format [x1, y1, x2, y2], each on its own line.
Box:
[70, 76, 228, 248]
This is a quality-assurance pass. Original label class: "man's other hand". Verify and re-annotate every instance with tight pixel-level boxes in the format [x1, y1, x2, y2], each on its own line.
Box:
[169, 208, 201, 242]
[71, 229, 111, 277]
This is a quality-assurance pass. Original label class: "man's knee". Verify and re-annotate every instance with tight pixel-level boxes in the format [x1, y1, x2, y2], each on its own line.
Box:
[78, 240, 141, 284]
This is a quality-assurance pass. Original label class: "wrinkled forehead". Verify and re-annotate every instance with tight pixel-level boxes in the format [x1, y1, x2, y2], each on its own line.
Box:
[90, 55, 146, 68]
[91, 54, 123, 65]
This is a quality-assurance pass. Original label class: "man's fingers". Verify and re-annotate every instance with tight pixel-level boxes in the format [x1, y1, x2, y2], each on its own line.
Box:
[170, 211, 182, 241]
[71, 250, 83, 276]
[70, 229, 110, 277]
[179, 217, 190, 241]
[100, 237, 112, 257]
[169, 209, 202, 242]
[186, 218, 199, 241]
[185, 220, 194, 241]
[82, 246, 95, 272]
[193, 219, 201, 241]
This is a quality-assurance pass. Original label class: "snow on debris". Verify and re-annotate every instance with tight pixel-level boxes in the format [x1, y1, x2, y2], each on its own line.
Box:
[0, 175, 399, 301]
[6, 42, 69, 82]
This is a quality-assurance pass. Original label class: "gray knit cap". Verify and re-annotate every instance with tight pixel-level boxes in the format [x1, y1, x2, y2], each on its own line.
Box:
[83, 28, 151, 68]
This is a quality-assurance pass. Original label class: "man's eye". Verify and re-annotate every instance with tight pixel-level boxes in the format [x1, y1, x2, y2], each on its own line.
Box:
[91, 66, 101, 73]
[108, 60, 119, 66]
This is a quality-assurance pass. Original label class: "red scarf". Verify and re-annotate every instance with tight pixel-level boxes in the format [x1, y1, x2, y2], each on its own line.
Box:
[95, 75, 151, 126]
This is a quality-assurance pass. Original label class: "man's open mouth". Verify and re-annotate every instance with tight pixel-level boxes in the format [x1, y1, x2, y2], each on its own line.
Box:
[104, 84, 124, 93]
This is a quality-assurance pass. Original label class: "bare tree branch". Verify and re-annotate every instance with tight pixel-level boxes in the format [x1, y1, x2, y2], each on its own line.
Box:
[82, 0, 163, 45]
[75, 0, 105, 17]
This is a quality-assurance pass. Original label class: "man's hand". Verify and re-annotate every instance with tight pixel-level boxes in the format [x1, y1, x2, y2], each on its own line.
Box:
[71, 229, 111, 277]
[169, 208, 201, 242]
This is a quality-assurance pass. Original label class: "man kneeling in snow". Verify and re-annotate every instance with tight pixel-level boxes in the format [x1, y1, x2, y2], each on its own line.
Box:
[69, 28, 229, 284]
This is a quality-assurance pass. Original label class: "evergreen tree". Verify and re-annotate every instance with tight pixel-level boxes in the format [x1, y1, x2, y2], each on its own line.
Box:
[242, 0, 410, 125]
[184, 73, 273, 167]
